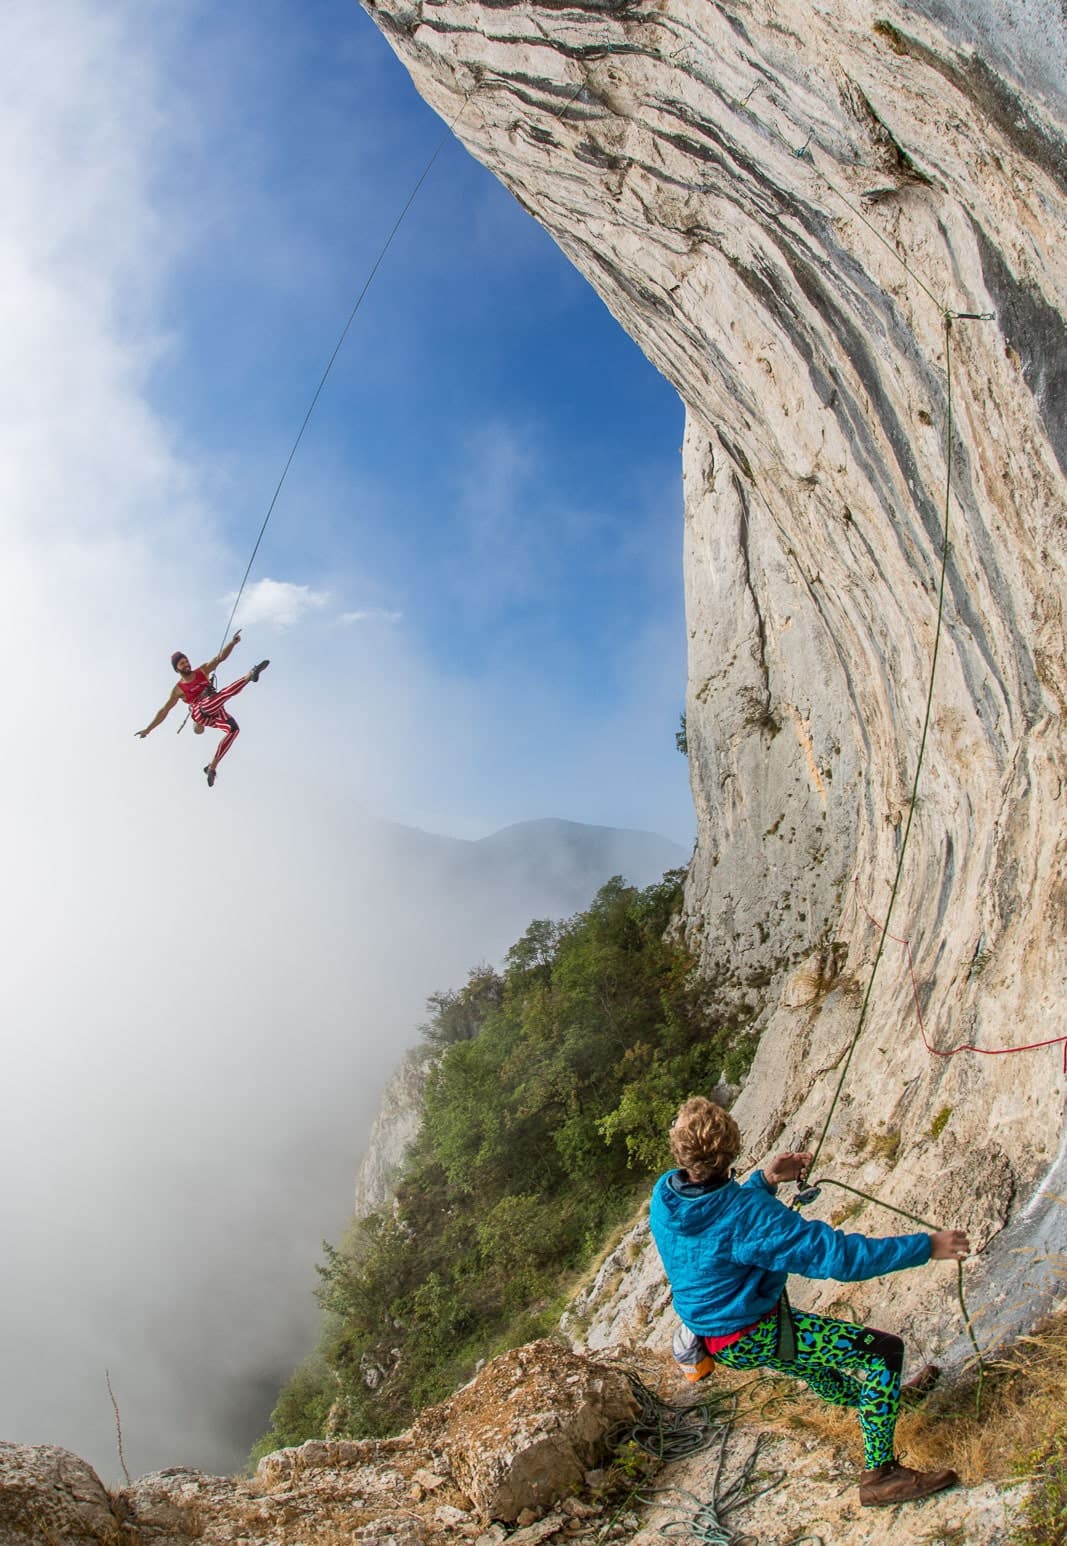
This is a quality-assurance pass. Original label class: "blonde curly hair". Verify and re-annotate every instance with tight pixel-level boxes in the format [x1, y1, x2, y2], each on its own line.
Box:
[669, 1096, 741, 1182]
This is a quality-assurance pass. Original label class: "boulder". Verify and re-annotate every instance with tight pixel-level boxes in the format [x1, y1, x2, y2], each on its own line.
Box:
[415, 1340, 637, 1522]
[0, 1443, 123, 1546]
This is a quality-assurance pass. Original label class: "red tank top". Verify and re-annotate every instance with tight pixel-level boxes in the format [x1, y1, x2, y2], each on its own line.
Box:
[178, 669, 212, 704]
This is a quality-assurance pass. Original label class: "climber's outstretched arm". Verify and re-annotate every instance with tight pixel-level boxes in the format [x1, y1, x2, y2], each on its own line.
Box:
[136, 684, 182, 738]
[203, 630, 242, 676]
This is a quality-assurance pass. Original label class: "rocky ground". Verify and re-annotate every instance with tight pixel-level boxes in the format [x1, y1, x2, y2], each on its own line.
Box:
[628, 1433, 1022, 1546]
[0, 1343, 634, 1546]
[0, 1334, 1033, 1546]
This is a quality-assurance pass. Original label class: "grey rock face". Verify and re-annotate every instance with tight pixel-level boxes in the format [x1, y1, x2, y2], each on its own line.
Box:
[352, 1046, 431, 1219]
[361, 0, 1067, 1330]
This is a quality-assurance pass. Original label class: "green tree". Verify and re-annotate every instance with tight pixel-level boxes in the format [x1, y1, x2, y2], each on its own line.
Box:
[421, 966, 503, 1049]
[255, 867, 759, 1454]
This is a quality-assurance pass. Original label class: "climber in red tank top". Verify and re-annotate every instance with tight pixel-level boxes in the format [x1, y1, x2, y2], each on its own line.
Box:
[176, 666, 214, 705]
[135, 631, 271, 788]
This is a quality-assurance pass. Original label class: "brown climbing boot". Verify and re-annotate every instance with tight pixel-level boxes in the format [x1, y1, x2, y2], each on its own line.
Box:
[859, 1459, 959, 1507]
[901, 1364, 941, 1403]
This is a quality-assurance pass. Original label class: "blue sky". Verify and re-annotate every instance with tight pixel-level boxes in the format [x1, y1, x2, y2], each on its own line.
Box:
[128, 0, 692, 839]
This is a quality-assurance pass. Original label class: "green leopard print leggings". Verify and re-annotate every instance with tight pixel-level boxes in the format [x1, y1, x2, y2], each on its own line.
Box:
[714, 1306, 903, 1468]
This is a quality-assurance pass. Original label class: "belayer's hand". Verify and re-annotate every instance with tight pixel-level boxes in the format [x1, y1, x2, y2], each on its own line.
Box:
[764, 1150, 814, 1186]
[929, 1229, 970, 1260]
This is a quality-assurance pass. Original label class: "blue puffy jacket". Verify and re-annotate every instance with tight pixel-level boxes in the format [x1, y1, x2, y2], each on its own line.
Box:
[649, 1169, 930, 1336]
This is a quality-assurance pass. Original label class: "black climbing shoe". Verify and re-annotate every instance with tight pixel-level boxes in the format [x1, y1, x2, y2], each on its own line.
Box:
[204, 765, 216, 788]
[249, 659, 270, 682]
[901, 1364, 941, 1406]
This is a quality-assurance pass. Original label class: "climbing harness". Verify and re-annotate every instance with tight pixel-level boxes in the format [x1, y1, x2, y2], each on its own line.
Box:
[773, 1289, 796, 1364]
[672, 1291, 795, 1385]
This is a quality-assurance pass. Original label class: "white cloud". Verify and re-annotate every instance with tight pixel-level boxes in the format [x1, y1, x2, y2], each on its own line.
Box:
[336, 607, 402, 626]
[226, 577, 329, 629]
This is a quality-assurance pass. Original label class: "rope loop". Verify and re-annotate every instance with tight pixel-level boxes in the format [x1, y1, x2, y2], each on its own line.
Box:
[610, 1374, 826, 1544]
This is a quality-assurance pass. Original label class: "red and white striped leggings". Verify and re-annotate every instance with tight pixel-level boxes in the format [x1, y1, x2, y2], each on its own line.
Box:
[190, 677, 249, 764]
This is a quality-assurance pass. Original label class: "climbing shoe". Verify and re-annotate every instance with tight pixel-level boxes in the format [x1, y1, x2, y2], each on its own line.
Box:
[249, 659, 270, 682]
[858, 1459, 959, 1507]
[672, 1323, 714, 1382]
[204, 765, 216, 788]
[901, 1364, 941, 1404]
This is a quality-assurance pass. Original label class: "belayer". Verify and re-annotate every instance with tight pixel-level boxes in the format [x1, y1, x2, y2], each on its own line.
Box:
[136, 632, 270, 787]
[650, 1096, 969, 1508]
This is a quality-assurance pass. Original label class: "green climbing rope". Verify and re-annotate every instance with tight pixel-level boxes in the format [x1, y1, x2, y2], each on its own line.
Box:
[806, 305, 996, 1172]
[809, 1175, 986, 1413]
[609, 1374, 826, 1545]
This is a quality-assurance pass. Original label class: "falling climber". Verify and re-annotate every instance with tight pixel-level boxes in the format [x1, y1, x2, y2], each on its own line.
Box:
[136, 631, 270, 787]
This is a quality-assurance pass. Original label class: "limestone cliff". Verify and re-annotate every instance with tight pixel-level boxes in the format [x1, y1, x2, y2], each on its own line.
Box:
[359, 0, 1067, 1344]
[352, 1046, 431, 1221]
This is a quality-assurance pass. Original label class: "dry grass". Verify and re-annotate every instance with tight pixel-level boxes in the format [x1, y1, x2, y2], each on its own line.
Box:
[559, 1192, 651, 1322]
[898, 1313, 1067, 1485]
[707, 1304, 1067, 1492]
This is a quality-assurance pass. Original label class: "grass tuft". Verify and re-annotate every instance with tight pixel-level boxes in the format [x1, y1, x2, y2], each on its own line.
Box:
[866, 1127, 902, 1164]
[929, 1106, 953, 1139]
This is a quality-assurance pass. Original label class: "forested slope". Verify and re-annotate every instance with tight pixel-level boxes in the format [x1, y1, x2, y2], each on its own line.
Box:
[255, 871, 755, 1453]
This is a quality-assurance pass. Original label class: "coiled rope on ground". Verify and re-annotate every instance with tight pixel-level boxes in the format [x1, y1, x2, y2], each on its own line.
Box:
[605, 1373, 825, 1546]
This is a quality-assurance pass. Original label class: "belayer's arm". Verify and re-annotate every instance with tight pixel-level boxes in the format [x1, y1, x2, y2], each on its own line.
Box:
[731, 1191, 932, 1282]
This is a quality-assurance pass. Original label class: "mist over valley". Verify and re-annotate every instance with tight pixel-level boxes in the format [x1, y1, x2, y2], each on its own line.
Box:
[2, 804, 683, 1481]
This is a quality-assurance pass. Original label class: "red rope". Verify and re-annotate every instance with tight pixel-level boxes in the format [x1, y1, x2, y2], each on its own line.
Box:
[854, 879, 1067, 1074]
